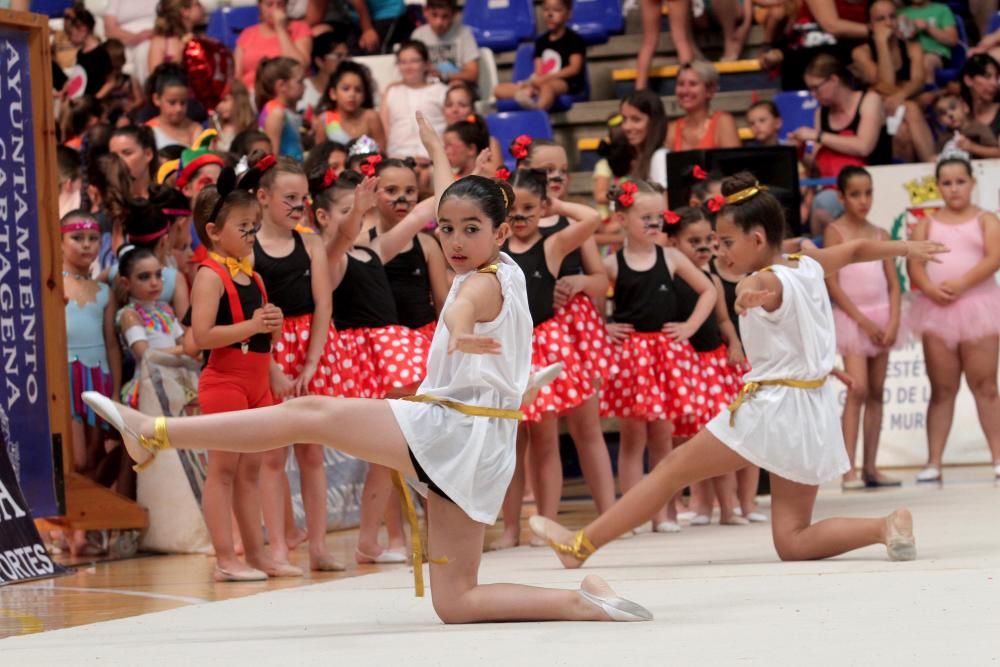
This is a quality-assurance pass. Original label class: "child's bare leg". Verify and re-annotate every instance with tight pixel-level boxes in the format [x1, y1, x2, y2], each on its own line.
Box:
[260, 447, 291, 562]
[234, 452, 292, 576]
[203, 451, 257, 574]
[565, 396, 617, 513]
[769, 475, 912, 560]
[690, 479, 713, 519]
[490, 427, 528, 550]
[714, 473, 746, 524]
[714, 0, 749, 60]
[736, 465, 761, 516]
[841, 354, 868, 482]
[535, 79, 568, 111]
[493, 82, 521, 100]
[536, 431, 746, 568]
[960, 335, 1000, 465]
[923, 52, 943, 86]
[861, 352, 893, 483]
[426, 493, 628, 623]
[284, 480, 307, 549]
[356, 464, 401, 560]
[528, 415, 563, 519]
[923, 335, 961, 469]
[293, 442, 343, 570]
[646, 419, 674, 524]
[71, 420, 87, 475]
[616, 418, 648, 529]
[384, 487, 407, 551]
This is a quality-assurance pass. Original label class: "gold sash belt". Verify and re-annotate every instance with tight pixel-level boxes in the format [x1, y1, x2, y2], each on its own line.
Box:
[393, 393, 522, 597]
[727, 376, 828, 427]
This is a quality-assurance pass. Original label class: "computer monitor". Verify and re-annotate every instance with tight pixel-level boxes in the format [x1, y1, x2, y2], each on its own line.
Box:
[666, 146, 803, 236]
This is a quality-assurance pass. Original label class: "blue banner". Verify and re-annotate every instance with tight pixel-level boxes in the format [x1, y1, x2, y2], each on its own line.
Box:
[0, 28, 59, 518]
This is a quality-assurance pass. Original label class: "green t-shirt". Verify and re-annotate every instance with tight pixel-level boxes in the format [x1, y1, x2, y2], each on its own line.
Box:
[900, 3, 957, 59]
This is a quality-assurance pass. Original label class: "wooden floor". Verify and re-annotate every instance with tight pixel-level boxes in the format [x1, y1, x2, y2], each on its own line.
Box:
[0, 483, 596, 640]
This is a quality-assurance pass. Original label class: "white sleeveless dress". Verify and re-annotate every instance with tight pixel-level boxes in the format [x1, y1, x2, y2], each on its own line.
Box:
[706, 256, 850, 485]
[388, 253, 533, 524]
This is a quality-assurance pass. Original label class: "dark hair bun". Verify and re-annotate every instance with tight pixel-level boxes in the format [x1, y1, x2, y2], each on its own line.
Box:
[720, 171, 758, 197]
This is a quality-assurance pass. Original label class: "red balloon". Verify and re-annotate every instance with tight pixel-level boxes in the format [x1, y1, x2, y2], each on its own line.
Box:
[183, 36, 234, 112]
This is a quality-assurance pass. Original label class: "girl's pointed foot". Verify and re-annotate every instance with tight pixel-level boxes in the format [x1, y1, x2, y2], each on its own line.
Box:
[885, 509, 916, 561]
[81, 392, 165, 471]
[528, 515, 592, 569]
[578, 575, 653, 621]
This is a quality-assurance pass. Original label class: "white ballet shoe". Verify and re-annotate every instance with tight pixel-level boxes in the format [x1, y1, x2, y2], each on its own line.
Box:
[356, 548, 407, 564]
[528, 362, 564, 392]
[915, 466, 942, 483]
[578, 575, 653, 622]
[746, 512, 769, 523]
[82, 391, 165, 471]
[213, 566, 267, 582]
[654, 521, 681, 533]
[885, 510, 916, 562]
[677, 511, 696, 522]
[689, 514, 710, 526]
[993, 463, 1000, 479]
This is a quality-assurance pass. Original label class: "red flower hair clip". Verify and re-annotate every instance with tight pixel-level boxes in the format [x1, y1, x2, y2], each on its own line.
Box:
[706, 194, 726, 213]
[322, 167, 338, 189]
[360, 155, 382, 177]
[663, 209, 680, 225]
[495, 167, 511, 181]
[692, 165, 707, 181]
[617, 181, 638, 209]
[255, 154, 277, 174]
[510, 134, 533, 160]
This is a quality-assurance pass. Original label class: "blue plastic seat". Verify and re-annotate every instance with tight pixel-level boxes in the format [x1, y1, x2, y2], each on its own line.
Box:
[33, 0, 74, 17]
[496, 43, 590, 112]
[486, 111, 554, 169]
[463, 0, 536, 52]
[935, 14, 968, 89]
[570, 0, 624, 45]
[772, 91, 818, 142]
[988, 11, 1000, 35]
[205, 6, 260, 50]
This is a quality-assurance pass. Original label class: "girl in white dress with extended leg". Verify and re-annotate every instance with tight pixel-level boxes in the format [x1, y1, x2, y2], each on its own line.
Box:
[84, 113, 651, 624]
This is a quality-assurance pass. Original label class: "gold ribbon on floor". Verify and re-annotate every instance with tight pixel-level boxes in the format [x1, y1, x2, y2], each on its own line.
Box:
[394, 393, 524, 596]
[727, 376, 828, 427]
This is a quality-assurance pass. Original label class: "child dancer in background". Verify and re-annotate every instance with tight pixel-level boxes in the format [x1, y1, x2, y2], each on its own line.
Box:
[825, 167, 904, 489]
[443, 115, 491, 179]
[313, 61, 386, 151]
[443, 83, 504, 164]
[256, 57, 306, 162]
[312, 167, 437, 562]
[528, 140, 618, 516]
[250, 154, 342, 573]
[213, 82, 256, 152]
[123, 196, 190, 320]
[600, 181, 715, 534]
[498, 168, 599, 541]
[87, 112, 653, 623]
[367, 157, 450, 342]
[532, 172, 940, 570]
[666, 206, 748, 527]
[907, 155, 1000, 482]
[145, 64, 201, 149]
[381, 41, 448, 159]
[63, 211, 123, 486]
[189, 167, 289, 581]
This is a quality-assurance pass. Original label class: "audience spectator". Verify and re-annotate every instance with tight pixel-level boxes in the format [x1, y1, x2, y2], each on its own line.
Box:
[970, 22, 1000, 62]
[256, 57, 308, 160]
[64, 4, 114, 99]
[960, 53, 1000, 137]
[493, 0, 586, 111]
[934, 91, 999, 157]
[306, 0, 381, 54]
[746, 100, 783, 146]
[102, 0, 158, 84]
[145, 64, 202, 149]
[442, 82, 503, 163]
[213, 82, 257, 152]
[381, 40, 447, 159]
[301, 29, 351, 115]
[667, 61, 742, 152]
[782, 0, 870, 91]
[898, 0, 959, 87]
[59, 96, 102, 149]
[148, 0, 209, 74]
[638, 1, 693, 91]
[313, 60, 386, 149]
[619, 89, 668, 188]
[790, 54, 891, 235]
[851, 0, 935, 162]
[236, 0, 313, 90]
[103, 39, 143, 116]
[109, 125, 158, 199]
[411, 0, 480, 86]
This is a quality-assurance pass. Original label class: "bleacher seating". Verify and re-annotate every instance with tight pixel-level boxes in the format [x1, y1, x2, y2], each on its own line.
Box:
[772, 91, 818, 142]
[988, 11, 1000, 35]
[477, 47, 500, 113]
[611, 59, 770, 97]
[569, 0, 624, 46]
[496, 42, 590, 113]
[486, 110, 554, 168]
[936, 15, 968, 89]
[462, 0, 536, 52]
[205, 5, 259, 50]
[32, 0, 75, 17]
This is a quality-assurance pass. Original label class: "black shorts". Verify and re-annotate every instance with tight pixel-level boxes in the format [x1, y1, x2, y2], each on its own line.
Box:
[408, 448, 455, 505]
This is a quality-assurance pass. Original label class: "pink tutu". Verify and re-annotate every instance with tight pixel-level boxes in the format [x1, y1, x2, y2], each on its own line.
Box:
[523, 317, 595, 422]
[833, 302, 907, 357]
[553, 293, 617, 382]
[673, 345, 746, 438]
[599, 332, 704, 422]
[69, 360, 113, 428]
[908, 282, 1000, 349]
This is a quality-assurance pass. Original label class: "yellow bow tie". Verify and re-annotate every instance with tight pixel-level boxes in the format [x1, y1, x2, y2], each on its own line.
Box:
[209, 252, 253, 278]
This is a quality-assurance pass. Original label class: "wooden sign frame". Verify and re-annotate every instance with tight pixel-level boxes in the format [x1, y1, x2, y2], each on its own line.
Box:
[0, 9, 146, 538]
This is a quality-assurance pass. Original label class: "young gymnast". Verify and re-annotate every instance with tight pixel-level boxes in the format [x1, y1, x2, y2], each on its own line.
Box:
[825, 167, 904, 489]
[84, 112, 653, 624]
[907, 154, 1000, 482]
[600, 181, 715, 534]
[249, 153, 342, 574]
[529, 172, 944, 569]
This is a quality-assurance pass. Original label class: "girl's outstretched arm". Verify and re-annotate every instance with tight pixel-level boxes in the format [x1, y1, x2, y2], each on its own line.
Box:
[805, 237, 948, 276]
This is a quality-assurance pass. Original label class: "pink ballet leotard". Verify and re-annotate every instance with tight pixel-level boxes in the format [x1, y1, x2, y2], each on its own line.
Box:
[908, 214, 1000, 348]
[832, 254, 902, 357]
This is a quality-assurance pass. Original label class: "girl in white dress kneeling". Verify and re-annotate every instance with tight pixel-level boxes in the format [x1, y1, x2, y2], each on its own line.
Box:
[83, 113, 651, 624]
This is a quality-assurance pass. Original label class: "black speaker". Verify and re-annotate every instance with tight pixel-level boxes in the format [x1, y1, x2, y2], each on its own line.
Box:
[666, 147, 803, 236]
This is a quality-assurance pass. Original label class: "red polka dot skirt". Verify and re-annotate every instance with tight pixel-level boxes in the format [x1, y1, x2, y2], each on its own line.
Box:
[413, 320, 437, 345]
[523, 317, 595, 422]
[553, 293, 617, 382]
[599, 332, 706, 422]
[273, 313, 342, 396]
[369, 324, 430, 392]
[672, 344, 748, 438]
[327, 327, 382, 398]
